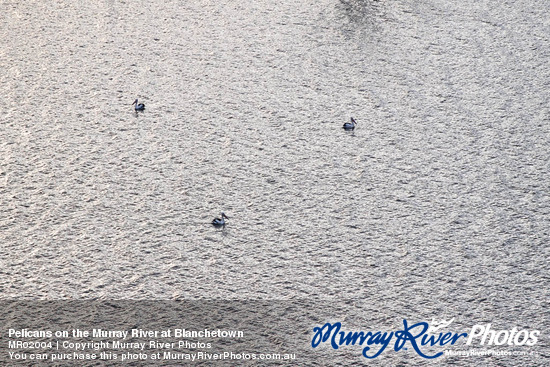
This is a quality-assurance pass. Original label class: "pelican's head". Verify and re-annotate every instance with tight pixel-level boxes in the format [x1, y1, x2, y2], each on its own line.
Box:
[221, 212, 229, 219]
[351, 117, 357, 124]
[132, 99, 138, 105]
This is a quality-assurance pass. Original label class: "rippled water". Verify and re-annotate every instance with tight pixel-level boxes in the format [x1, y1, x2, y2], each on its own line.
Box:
[0, 0, 548, 364]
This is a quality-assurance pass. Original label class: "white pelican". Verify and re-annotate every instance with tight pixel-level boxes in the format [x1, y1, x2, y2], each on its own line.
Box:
[132, 99, 145, 111]
[343, 117, 357, 130]
[212, 212, 229, 226]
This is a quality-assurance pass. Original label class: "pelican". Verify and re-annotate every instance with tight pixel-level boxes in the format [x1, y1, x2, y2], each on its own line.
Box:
[212, 212, 229, 226]
[132, 99, 145, 111]
[343, 117, 357, 130]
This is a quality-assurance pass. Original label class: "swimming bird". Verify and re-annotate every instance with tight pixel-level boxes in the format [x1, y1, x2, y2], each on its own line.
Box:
[132, 99, 145, 111]
[212, 212, 229, 226]
[343, 117, 357, 130]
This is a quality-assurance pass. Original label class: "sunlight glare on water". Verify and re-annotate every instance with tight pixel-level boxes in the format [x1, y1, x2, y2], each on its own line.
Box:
[0, 2, 548, 350]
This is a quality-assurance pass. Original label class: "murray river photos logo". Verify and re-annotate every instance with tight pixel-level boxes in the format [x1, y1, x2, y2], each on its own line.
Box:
[311, 319, 540, 359]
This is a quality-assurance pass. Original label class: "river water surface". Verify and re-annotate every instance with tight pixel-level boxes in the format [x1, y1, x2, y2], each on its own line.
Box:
[0, 0, 548, 365]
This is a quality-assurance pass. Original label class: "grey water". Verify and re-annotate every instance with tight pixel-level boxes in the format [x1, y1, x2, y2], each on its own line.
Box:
[0, 0, 549, 365]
